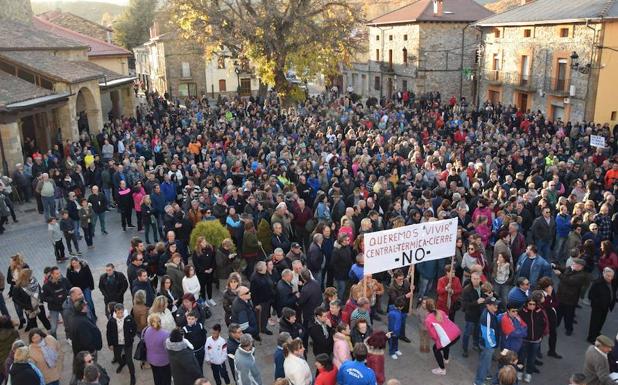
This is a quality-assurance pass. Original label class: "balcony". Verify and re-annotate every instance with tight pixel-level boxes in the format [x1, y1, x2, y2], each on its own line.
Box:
[513, 72, 535, 92]
[547, 77, 570, 96]
[483, 69, 506, 85]
[380, 63, 395, 74]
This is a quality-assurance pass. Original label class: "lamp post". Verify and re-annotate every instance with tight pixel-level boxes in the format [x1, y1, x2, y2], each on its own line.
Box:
[570, 51, 592, 74]
[233, 60, 241, 96]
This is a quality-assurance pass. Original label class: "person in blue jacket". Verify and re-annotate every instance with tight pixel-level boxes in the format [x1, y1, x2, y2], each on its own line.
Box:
[515, 245, 553, 288]
[507, 277, 530, 308]
[554, 205, 572, 258]
[387, 298, 406, 359]
[474, 297, 500, 385]
[274, 332, 291, 380]
[337, 343, 378, 385]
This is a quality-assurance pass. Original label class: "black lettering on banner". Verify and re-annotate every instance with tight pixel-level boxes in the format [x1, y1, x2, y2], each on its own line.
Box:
[415, 248, 426, 262]
[400, 247, 427, 266]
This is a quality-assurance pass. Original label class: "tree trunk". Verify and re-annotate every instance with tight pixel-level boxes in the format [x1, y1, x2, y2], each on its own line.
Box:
[273, 65, 293, 106]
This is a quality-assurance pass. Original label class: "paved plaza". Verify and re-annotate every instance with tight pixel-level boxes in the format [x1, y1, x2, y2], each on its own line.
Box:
[1, 202, 616, 385]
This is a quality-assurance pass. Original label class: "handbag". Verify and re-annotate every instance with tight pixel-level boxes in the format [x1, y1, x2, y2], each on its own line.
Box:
[133, 328, 148, 361]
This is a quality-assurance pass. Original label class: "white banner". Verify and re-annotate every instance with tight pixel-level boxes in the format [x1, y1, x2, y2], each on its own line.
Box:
[591, 135, 606, 148]
[363, 218, 457, 275]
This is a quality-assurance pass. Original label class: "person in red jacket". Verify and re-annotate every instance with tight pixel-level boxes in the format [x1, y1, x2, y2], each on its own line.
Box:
[436, 264, 462, 321]
[314, 353, 338, 385]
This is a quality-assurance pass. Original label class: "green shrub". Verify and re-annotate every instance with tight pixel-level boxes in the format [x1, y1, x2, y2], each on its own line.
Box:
[256, 218, 273, 255]
[190, 220, 231, 250]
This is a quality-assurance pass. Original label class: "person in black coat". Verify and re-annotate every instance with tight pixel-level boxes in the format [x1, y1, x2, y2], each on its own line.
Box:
[249, 262, 274, 335]
[297, 269, 322, 348]
[66, 258, 97, 319]
[587, 267, 617, 343]
[9, 347, 44, 385]
[231, 286, 259, 339]
[275, 270, 296, 316]
[461, 272, 484, 356]
[98, 264, 129, 317]
[106, 303, 137, 384]
[192, 238, 217, 304]
[72, 298, 103, 355]
[181, 310, 207, 374]
[166, 329, 202, 385]
[307, 235, 325, 286]
[271, 222, 291, 254]
[41, 266, 71, 338]
[279, 307, 304, 340]
[329, 235, 354, 300]
[131, 270, 155, 307]
[308, 306, 334, 357]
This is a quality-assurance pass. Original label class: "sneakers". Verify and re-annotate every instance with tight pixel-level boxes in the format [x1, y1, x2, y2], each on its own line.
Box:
[523, 373, 532, 383]
[517, 372, 523, 381]
[391, 354, 398, 360]
[444, 359, 449, 364]
[395, 350, 403, 356]
[431, 368, 446, 376]
[207, 299, 217, 306]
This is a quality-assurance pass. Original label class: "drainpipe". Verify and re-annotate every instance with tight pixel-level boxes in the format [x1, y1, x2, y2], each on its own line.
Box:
[583, 18, 600, 122]
[459, 23, 470, 100]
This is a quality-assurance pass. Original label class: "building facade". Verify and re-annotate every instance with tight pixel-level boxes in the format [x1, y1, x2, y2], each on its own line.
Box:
[343, 0, 492, 100]
[476, 0, 618, 124]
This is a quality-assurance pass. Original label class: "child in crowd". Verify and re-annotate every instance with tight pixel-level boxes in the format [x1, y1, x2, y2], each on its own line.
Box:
[183, 310, 207, 375]
[204, 323, 231, 385]
[47, 217, 66, 263]
[387, 298, 405, 359]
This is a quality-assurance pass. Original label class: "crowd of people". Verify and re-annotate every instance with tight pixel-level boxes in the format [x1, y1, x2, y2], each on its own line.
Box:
[0, 87, 618, 385]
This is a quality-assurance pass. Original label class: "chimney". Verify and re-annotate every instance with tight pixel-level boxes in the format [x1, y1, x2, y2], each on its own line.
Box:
[433, 0, 444, 17]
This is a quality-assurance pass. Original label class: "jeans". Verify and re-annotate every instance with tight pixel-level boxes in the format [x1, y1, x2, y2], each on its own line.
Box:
[210, 362, 230, 385]
[553, 236, 567, 261]
[493, 282, 511, 311]
[48, 310, 64, 338]
[474, 346, 495, 384]
[388, 336, 399, 355]
[12, 297, 25, 323]
[83, 288, 97, 319]
[535, 240, 552, 261]
[144, 221, 158, 244]
[335, 279, 347, 302]
[519, 340, 541, 374]
[42, 196, 56, 220]
[92, 212, 107, 233]
[73, 219, 81, 239]
[417, 277, 435, 298]
[462, 321, 479, 352]
[113, 343, 135, 376]
[103, 188, 113, 206]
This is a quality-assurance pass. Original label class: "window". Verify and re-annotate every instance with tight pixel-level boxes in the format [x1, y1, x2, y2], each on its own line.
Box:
[240, 78, 251, 96]
[181, 62, 191, 78]
[556, 58, 568, 90]
[178, 83, 197, 97]
[376, 49, 380, 61]
[523, 29, 531, 38]
[404, 34, 408, 41]
[402, 80, 408, 90]
[560, 28, 569, 38]
[219, 79, 227, 92]
[492, 53, 500, 71]
[612, 111, 617, 121]
[403, 48, 408, 65]
[217, 57, 226, 69]
[520, 55, 530, 85]
[389, 35, 393, 41]
[388, 49, 393, 68]
[376, 35, 380, 41]
[494, 28, 501, 38]
[374, 76, 380, 90]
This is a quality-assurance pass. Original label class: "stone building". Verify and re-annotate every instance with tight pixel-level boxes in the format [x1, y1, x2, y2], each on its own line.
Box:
[37, 9, 114, 43]
[0, 0, 134, 174]
[135, 23, 260, 99]
[475, 0, 618, 124]
[343, 0, 492, 100]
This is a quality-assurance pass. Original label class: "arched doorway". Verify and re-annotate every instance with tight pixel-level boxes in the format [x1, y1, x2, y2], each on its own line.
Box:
[76, 87, 99, 135]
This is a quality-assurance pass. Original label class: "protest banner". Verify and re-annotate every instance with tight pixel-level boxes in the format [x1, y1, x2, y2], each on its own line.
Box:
[591, 135, 606, 148]
[363, 218, 457, 275]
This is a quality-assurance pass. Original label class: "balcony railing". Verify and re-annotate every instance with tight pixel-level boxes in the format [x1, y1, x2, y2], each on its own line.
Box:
[548, 76, 570, 95]
[513, 72, 535, 91]
[483, 70, 508, 84]
[380, 63, 395, 73]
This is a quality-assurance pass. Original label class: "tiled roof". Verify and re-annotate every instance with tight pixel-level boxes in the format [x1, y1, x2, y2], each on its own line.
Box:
[476, 0, 618, 26]
[369, 0, 493, 25]
[0, 19, 87, 50]
[0, 71, 55, 108]
[37, 10, 112, 42]
[0, 51, 103, 83]
[32, 17, 130, 57]
[78, 61, 130, 82]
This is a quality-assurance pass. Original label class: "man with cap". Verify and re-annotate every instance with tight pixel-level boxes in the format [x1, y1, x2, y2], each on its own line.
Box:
[286, 242, 306, 263]
[556, 258, 589, 336]
[587, 267, 617, 343]
[474, 296, 500, 385]
[583, 335, 615, 385]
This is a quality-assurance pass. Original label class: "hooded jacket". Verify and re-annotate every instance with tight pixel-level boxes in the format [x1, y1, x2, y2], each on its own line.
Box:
[166, 338, 202, 385]
[106, 310, 137, 347]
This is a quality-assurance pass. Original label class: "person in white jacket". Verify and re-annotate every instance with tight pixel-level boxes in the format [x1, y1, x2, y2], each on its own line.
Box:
[205, 324, 231, 385]
[182, 265, 201, 300]
[149, 295, 177, 332]
[283, 338, 312, 385]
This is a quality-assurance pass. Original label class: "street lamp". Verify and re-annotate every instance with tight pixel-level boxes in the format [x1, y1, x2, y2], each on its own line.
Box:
[233, 60, 241, 96]
[570, 51, 592, 74]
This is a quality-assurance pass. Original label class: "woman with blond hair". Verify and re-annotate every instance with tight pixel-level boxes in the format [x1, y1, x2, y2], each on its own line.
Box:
[8, 254, 28, 328]
[148, 296, 176, 332]
[192, 236, 216, 305]
[8, 346, 45, 384]
[144, 314, 171, 385]
[283, 338, 312, 385]
[12, 268, 50, 331]
[131, 290, 150, 333]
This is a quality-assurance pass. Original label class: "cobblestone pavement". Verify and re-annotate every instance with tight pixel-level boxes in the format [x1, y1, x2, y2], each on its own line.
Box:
[1, 202, 616, 385]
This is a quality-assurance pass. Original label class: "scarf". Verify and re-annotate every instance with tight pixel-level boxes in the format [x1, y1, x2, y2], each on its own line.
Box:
[39, 339, 59, 368]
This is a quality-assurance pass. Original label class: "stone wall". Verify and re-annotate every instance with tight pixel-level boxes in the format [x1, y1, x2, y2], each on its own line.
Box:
[0, 0, 32, 24]
[478, 22, 601, 123]
[164, 39, 207, 98]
